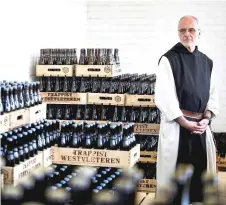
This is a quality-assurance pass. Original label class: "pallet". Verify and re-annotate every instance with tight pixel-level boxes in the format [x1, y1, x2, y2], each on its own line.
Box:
[137, 179, 156, 193]
[134, 123, 160, 135]
[125, 95, 155, 107]
[75, 64, 121, 77]
[36, 65, 74, 76]
[52, 144, 140, 168]
[40, 92, 87, 105]
[2, 153, 43, 186]
[0, 113, 10, 133]
[87, 93, 125, 106]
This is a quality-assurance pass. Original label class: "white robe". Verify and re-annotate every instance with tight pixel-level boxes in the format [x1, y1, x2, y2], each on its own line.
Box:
[155, 56, 219, 195]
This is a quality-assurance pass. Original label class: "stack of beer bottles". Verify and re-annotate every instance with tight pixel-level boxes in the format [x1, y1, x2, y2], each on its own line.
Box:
[35, 48, 160, 192]
[125, 78, 160, 194]
[0, 80, 48, 186]
[215, 132, 226, 170]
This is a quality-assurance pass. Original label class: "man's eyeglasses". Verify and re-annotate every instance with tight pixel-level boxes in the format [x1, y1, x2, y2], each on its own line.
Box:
[178, 28, 200, 34]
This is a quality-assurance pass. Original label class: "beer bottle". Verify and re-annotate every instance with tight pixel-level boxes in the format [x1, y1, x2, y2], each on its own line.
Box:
[121, 126, 129, 151]
[28, 83, 35, 106]
[62, 76, 68, 92]
[106, 49, 114, 65]
[12, 136, 20, 164]
[6, 137, 15, 167]
[71, 124, 79, 148]
[13, 85, 20, 110]
[20, 177, 36, 202]
[32, 168, 46, 203]
[24, 83, 31, 108]
[0, 85, 4, 115]
[79, 48, 87, 65]
[17, 84, 24, 109]
[109, 124, 117, 150]
[171, 164, 194, 205]
[60, 124, 67, 147]
[3, 86, 11, 112]
[46, 77, 51, 92]
[84, 124, 92, 149]
[45, 187, 71, 205]
[115, 178, 137, 205]
[114, 48, 120, 66]
[1, 185, 24, 205]
[56, 104, 63, 120]
[97, 124, 104, 149]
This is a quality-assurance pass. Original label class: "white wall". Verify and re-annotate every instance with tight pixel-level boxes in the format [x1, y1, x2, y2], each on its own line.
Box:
[0, 0, 225, 131]
[0, 0, 87, 81]
[87, 0, 226, 132]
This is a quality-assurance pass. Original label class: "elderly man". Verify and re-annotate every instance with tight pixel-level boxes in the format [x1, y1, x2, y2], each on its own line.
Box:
[155, 15, 219, 203]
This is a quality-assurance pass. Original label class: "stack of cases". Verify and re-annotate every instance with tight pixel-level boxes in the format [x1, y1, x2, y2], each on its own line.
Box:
[36, 48, 161, 193]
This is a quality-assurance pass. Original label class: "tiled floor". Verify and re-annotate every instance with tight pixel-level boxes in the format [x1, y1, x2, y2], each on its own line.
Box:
[137, 171, 226, 205]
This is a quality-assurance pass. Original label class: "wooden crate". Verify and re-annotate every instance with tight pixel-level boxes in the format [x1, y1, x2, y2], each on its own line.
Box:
[137, 179, 156, 193]
[134, 123, 160, 135]
[0, 113, 10, 134]
[87, 93, 125, 105]
[52, 144, 140, 168]
[36, 65, 74, 76]
[39, 147, 53, 167]
[139, 151, 157, 163]
[40, 92, 87, 104]
[28, 104, 46, 123]
[217, 156, 226, 169]
[9, 109, 30, 130]
[75, 64, 121, 77]
[1, 173, 3, 189]
[2, 153, 43, 186]
[125, 95, 155, 107]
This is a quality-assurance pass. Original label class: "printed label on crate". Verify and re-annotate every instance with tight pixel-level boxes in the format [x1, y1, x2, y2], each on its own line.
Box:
[125, 95, 155, 107]
[43, 147, 54, 167]
[0, 113, 10, 133]
[36, 65, 74, 76]
[87, 93, 125, 105]
[75, 65, 120, 77]
[134, 123, 160, 134]
[40, 92, 87, 104]
[2, 153, 43, 185]
[217, 156, 226, 167]
[52, 144, 140, 168]
[137, 179, 156, 192]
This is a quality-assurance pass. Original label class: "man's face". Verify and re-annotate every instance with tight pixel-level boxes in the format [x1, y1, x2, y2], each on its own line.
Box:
[178, 17, 200, 48]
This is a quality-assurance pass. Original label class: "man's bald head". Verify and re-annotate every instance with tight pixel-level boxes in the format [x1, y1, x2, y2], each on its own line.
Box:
[178, 15, 200, 30]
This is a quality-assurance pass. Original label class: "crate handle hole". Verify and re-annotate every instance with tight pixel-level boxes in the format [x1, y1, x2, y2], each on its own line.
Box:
[35, 110, 41, 114]
[138, 98, 151, 102]
[48, 68, 61, 72]
[17, 115, 23, 120]
[87, 68, 101, 72]
[99, 97, 112, 100]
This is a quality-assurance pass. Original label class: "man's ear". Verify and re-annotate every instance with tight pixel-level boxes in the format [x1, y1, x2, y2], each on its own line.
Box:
[198, 30, 201, 38]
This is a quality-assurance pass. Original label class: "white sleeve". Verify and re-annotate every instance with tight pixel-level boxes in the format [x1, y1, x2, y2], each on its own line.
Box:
[206, 68, 219, 118]
[155, 56, 183, 121]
